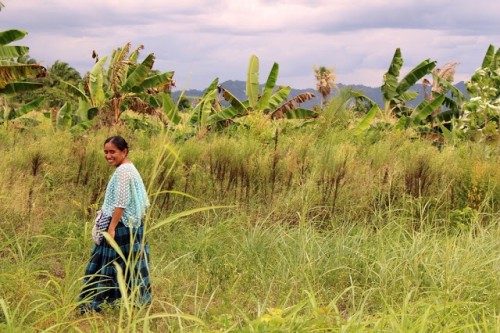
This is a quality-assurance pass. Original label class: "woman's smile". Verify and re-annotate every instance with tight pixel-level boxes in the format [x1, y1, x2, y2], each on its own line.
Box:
[104, 142, 127, 167]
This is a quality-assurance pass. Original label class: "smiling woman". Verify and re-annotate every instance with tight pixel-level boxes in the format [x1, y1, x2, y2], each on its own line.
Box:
[104, 139, 128, 167]
[78, 135, 151, 313]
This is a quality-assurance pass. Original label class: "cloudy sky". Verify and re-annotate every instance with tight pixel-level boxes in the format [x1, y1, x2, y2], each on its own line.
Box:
[1, 0, 499, 90]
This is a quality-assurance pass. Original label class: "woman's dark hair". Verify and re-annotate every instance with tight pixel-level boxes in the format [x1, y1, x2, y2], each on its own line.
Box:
[104, 136, 129, 154]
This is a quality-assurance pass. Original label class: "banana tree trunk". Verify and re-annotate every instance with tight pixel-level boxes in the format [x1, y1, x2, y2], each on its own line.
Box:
[112, 96, 122, 124]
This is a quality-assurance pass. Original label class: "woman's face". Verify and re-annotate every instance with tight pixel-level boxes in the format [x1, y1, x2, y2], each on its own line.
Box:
[104, 142, 127, 167]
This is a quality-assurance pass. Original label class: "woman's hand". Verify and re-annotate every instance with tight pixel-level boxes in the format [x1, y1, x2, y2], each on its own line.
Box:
[108, 227, 116, 240]
[107, 207, 125, 242]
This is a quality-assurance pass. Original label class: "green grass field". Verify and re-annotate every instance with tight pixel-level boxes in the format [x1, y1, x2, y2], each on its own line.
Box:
[0, 123, 499, 332]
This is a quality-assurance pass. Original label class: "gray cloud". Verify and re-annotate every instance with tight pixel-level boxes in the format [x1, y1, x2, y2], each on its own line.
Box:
[0, 0, 498, 89]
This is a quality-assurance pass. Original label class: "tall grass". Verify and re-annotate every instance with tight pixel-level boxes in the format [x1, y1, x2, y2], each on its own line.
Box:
[0, 119, 499, 331]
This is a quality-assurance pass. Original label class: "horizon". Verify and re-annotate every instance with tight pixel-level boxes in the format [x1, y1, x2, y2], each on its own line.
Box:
[172, 78, 467, 92]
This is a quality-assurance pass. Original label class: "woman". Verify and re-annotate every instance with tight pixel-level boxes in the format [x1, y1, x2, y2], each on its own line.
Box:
[79, 135, 151, 312]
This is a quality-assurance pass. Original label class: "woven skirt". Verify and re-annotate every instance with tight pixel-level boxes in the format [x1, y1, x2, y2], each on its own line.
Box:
[79, 221, 152, 311]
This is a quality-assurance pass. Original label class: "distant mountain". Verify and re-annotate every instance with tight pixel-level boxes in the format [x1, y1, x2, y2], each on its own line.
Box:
[172, 80, 468, 110]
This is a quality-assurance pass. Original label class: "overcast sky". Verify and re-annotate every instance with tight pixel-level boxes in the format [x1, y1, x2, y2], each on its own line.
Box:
[1, 0, 499, 90]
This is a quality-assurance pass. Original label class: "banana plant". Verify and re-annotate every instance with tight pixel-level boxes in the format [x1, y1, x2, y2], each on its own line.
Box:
[205, 55, 318, 126]
[59, 43, 175, 127]
[461, 44, 500, 141]
[419, 62, 466, 136]
[381, 48, 437, 117]
[189, 78, 221, 128]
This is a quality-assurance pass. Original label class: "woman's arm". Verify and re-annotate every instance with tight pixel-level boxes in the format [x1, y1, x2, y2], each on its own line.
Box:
[108, 207, 125, 240]
[108, 164, 132, 239]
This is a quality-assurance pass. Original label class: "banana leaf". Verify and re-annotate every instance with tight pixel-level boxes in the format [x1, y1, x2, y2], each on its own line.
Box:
[221, 88, 247, 115]
[139, 93, 161, 109]
[268, 86, 291, 110]
[0, 45, 28, 59]
[349, 90, 377, 107]
[203, 78, 219, 96]
[108, 43, 131, 86]
[200, 89, 217, 126]
[494, 47, 500, 70]
[88, 56, 107, 108]
[206, 106, 241, 124]
[56, 102, 73, 129]
[59, 80, 89, 101]
[272, 92, 315, 117]
[395, 115, 410, 130]
[438, 121, 455, 142]
[0, 64, 44, 88]
[208, 103, 251, 124]
[16, 97, 44, 118]
[437, 109, 459, 122]
[441, 96, 459, 112]
[353, 104, 379, 135]
[410, 94, 445, 124]
[190, 79, 219, 125]
[128, 44, 144, 63]
[162, 93, 181, 125]
[257, 62, 279, 112]
[190, 88, 217, 126]
[481, 44, 495, 68]
[77, 98, 92, 122]
[396, 59, 436, 95]
[132, 71, 174, 93]
[108, 43, 128, 70]
[246, 55, 259, 110]
[190, 101, 203, 126]
[0, 82, 42, 94]
[0, 29, 27, 45]
[432, 74, 467, 103]
[206, 87, 249, 125]
[283, 108, 317, 119]
[391, 91, 419, 105]
[121, 53, 155, 92]
[381, 48, 403, 101]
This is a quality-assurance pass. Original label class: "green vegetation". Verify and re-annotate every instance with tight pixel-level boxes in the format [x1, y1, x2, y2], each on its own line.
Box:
[0, 18, 499, 331]
[0, 29, 45, 127]
[0, 118, 499, 331]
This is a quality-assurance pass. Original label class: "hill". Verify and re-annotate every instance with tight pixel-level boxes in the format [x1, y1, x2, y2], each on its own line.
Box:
[172, 80, 468, 110]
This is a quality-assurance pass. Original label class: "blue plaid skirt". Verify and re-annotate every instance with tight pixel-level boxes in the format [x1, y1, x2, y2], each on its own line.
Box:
[79, 221, 151, 311]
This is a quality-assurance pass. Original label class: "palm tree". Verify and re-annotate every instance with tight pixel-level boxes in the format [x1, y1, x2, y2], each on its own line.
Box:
[44, 61, 83, 107]
[49, 60, 82, 83]
[313, 65, 336, 108]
